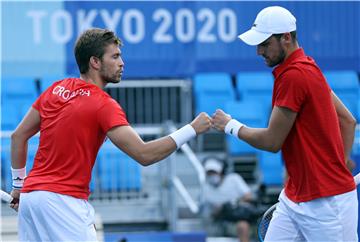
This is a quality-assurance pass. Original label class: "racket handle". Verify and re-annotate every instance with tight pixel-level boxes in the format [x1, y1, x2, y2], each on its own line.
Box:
[0, 190, 13, 203]
[354, 173, 360, 186]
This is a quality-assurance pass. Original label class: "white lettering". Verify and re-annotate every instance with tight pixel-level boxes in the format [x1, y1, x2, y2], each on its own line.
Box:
[26, 8, 239, 45]
[27, 10, 48, 44]
[70, 91, 77, 99]
[62, 90, 70, 99]
[83, 89, 91, 96]
[52, 85, 62, 94]
[58, 86, 65, 96]
[77, 9, 98, 35]
[152, 9, 173, 43]
[197, 8, 216, 43]
[51, 10, 73, 44]
[100, 9, 122, 32]
[218, 8, 237, 43]
[123, 9, 145, 43]
[52, 86, 91, 100]
[175, 9, 195, 43]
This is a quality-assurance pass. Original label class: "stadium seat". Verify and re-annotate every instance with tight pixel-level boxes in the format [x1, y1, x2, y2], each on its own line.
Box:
[236, 71, 274, 117]
[353, 126, 360, 155]
[225, 101, 268, 155]
[1, 136, 38, 191]
[1, 105, 21, 131]
[1, 137, 12, 191]
[257, 151, 284, 186]
[323, 70, 360, 121]
[1, 76, 38, 100]
[26, 136, 39, 173]
[97, 141, 141, 192]
[2, 99, 34, 129]
[193, 73, 236, 115]
[1, 77, 39, 130]
[39, 75, 68, 92]
[89, 159, 99, 192]
[352, 126, 360, 190]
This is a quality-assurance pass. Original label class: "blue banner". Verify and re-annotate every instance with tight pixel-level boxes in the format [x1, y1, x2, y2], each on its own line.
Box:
[2, 1, 360, 78]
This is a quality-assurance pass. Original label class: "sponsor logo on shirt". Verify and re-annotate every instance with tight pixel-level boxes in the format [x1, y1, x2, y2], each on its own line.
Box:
[52, 85, 91, 100]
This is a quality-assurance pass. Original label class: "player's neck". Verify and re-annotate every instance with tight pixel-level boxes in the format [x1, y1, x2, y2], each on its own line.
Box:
[80, 73, 106, 89]
[284, 42, 300, 61]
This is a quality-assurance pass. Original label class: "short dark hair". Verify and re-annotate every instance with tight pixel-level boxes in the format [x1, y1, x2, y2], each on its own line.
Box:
[273, 31, 297, 43]
[74, 28, 122, 74]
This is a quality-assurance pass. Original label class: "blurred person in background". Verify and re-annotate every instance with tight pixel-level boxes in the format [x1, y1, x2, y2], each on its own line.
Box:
[212, 6, 357, 242]
[201, 156, 258, 242]
[9, 28, 212, 242]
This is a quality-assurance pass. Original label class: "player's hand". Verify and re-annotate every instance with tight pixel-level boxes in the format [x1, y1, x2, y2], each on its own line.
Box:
[190, 112, 212, 134]
[212, 109, 232, 132]
[10, 189, 20, 212]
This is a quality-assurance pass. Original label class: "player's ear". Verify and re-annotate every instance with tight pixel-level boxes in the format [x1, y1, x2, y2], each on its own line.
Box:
[282, 33, 292, 43]
[89, 56, 101, 71]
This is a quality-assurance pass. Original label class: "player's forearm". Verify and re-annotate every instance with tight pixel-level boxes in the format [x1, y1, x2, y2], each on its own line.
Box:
[238, 127, 282, 153]
[218, 107, 296, 153]
[331, 91, 357, 160]
[338, 116, 356, 160]
[136, 137, 177, 166]
[10, 132, 28, 169]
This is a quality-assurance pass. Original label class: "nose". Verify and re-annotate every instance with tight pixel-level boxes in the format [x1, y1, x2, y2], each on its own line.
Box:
[119, 56, 124, 67]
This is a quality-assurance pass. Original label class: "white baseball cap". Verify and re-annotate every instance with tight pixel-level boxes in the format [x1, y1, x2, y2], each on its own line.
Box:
[204, 158, 223, 173]
[238, 6, 296, 46]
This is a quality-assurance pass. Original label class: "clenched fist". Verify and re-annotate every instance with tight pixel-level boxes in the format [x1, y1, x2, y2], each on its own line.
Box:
[10, 189, 20, 212]
[190, 112, 212, 134]
[212, 109, 232, 132]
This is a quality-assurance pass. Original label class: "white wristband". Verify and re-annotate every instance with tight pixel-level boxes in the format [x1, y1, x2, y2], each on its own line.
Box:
[11, 167, 26, 189]
[169, 124, 197, 149]
[224, 119, 245, 138]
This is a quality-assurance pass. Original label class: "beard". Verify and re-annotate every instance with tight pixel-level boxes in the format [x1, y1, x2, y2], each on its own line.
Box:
[99, 66, 121, 84]
[266, 43, 286, 68]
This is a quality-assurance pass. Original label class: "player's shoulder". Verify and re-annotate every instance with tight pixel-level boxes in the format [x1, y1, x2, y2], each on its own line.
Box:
[278, 65, 303, 80]
[276, 66, 310, 91]
[95, 91, 121, 111]
[95, 89, 116, 103]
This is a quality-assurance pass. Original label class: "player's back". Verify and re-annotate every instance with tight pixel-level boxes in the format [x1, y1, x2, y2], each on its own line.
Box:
[22, 78, 113, 199]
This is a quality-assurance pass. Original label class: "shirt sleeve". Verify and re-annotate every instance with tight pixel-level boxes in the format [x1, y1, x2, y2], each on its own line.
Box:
[274, 68, 308, 112]
[32, 88, 50, 111]
[32, 80, 61, 111]
[97, 98, 129, 133]
[32, 95, 41, 111]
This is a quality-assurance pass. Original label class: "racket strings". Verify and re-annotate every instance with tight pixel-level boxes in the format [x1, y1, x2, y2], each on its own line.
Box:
[258, 204, 277, 241]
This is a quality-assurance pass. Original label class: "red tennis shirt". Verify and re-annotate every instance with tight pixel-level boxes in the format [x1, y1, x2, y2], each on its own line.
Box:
[272, 48, 355, 202]
[22, 78, 129, 200]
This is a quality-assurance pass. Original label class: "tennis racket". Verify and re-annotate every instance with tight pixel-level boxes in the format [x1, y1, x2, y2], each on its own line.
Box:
[257, 172, 360, 242]
[0, 190, 19, 204]
[1, 190, 13, 203]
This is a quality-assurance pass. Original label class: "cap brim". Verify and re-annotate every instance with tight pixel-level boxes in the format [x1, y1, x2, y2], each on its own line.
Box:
[204, 160, 223, 173]
[205, 165, 221, 173]
[238, 29, 272, 46]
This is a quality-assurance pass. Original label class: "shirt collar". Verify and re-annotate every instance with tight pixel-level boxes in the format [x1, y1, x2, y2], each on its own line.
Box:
[273, 48, 305, 78]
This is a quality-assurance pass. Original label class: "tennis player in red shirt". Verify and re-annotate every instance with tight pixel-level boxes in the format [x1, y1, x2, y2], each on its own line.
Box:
[212, 6, 358, 242]
[9, 28, 212, 241]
